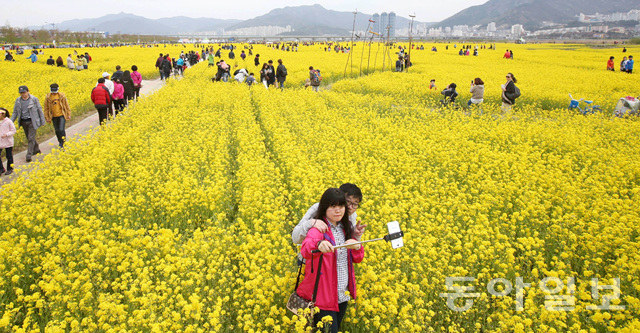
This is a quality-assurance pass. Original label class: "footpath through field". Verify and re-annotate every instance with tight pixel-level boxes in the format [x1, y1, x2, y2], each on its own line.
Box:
[1, 79, 165, 186]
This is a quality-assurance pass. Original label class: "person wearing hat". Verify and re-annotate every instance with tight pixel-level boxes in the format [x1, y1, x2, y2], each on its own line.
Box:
[11, 86, 45, 162]
[44, 83, 71, 148]
[97, 72, 115, 95]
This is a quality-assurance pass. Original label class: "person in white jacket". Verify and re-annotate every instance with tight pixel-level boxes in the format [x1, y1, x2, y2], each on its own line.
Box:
[0, 107, 17, 175]
[234, 68, 249, 83]
[97, 72, 115, 95]
[66, 54, 75, 69]
[292, 183, 367, 244]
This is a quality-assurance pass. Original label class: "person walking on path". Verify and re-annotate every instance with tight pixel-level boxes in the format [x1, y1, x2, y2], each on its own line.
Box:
[131, 65, 142, 100]
[121, 71, 135, 103]
[156, 53, 165, 79]
[91, 78, 112, 125]
[43, 83, 71, 148]
[276, 59, 288, 90]
[112, 79, 125, 116]
[111, 65, 124, 81]
[11, 86, 45, 162]
[161, 55, 172, 80]
[0, 108, 16, 175]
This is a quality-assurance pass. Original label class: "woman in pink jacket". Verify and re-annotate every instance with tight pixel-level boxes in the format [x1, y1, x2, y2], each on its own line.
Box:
[298, 187, 365, 333]
[112, 79, 125, 116]
[0, 107, 17, 175]
[130, 65, 142, 100]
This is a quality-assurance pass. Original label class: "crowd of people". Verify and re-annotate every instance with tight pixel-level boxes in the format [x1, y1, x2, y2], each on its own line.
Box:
[91, 66, 143, 124]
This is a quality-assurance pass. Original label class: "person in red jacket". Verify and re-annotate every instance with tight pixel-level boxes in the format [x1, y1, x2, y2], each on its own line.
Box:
[91, 78, 112, 125]
[298, 187, 365, 333]
[503, 50, 511, 59]
[607, 56, 615, 71]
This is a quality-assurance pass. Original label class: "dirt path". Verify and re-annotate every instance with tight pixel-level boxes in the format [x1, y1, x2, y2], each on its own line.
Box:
[1, 79, 165, 185]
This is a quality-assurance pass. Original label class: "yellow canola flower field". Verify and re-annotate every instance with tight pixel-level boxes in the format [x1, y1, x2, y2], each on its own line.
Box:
[0, 43, 639, 332]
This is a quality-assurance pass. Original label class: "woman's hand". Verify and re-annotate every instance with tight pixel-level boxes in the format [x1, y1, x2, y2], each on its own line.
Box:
[318, 240, 334, 253]
[312, 219, 328, 233]
[344, 239, 362, 250]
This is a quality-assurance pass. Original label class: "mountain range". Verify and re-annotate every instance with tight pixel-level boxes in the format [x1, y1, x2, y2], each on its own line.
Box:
[227, 5, 417, 35]
[38, 13, 241, 35]
[34, 5, 420, 36]
[32, 1, 640, 36]
[437, 0, 640, 29]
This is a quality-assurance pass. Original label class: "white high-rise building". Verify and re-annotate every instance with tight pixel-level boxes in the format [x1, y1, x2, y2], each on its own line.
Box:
[511, 24, 524, 36]
[381, 12, 389, 35]
[487, 22, 497, 32]
[388, 12, 397, 37]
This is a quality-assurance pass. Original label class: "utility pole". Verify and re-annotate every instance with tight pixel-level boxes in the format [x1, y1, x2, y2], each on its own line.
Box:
[382, 25, 391, 72]
[360, 18, 372, 76]
[407, 14, 416, 73]
[343, 10, 358, 77]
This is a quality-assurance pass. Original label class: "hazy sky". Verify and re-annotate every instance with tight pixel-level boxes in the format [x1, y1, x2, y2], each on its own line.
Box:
[1, 0, 488, 27]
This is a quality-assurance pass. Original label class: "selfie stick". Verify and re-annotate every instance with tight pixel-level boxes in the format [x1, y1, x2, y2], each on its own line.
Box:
[312, 221, 404, 253]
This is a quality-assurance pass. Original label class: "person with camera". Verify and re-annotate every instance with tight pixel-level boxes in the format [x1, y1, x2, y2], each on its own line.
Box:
[297, 187, 365, 333]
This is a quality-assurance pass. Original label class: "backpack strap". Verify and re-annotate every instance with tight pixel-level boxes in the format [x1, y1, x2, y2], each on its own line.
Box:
[311, 253, 323, 303]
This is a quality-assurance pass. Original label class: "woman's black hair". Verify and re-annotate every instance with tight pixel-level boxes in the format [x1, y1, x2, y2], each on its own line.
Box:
[0, 107, 10, 118]
[313, 188, 353, 239]
[508, 73, 517, 83]
[131, 65, 138, 71]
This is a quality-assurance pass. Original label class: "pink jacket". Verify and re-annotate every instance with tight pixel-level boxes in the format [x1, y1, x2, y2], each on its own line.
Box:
[112, 83, 124, 100]
[297, 226, 365, 311]
[131, 71, 142, 86]
[0, 118, 17, 149]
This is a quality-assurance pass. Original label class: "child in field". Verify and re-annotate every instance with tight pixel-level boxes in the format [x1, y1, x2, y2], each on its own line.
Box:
[0, 107, 16, 175]
[441, 83, 458, 106]
[607, 56, 615, 71]
[246, 73, 256, 86]
[429, 79, 437, 90]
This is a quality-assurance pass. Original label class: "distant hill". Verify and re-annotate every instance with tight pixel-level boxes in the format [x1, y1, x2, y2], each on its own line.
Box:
[34, 13, 240, 35]
[32, 5, 425, 36]
[227, 4, 421, 36]
[436, 0, 640, 29]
